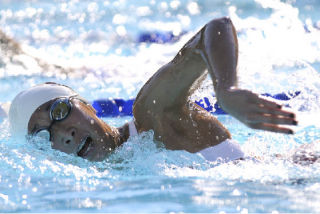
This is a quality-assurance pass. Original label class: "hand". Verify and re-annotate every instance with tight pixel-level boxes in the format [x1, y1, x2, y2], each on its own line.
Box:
[216, 88, 297, 134]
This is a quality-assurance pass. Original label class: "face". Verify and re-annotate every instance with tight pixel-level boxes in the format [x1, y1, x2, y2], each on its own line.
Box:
[28, 98, 119, 161]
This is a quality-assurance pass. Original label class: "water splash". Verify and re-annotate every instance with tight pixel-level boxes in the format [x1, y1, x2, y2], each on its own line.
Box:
[1, 0, 320, 212]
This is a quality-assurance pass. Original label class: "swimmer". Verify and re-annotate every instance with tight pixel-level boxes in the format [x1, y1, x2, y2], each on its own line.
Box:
[6, 18, 301, 162]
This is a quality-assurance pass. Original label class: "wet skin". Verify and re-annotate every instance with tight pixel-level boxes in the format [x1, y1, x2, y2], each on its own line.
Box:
[133, 17, 297, 153]
[28, 98, 129, 161]
[29, 17, 298, 161]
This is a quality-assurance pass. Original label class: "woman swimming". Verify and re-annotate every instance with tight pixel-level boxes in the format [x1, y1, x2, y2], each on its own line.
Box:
[7, 18, 298, 162]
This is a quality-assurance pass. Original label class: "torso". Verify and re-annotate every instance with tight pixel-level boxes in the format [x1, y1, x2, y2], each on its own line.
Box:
[134, 100, 231, 153]
[131, 29, 231, 153]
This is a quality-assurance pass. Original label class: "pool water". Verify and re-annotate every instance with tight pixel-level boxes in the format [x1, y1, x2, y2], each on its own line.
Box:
[1, 0, 320, 212]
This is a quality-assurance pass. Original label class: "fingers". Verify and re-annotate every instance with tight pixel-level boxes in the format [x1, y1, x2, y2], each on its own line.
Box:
[271, 107, 295, 119]
[248, 113, 297, 126]
[248, 123, 294, 134]
[244, 101, 297, 134]
[252, 104, 295, 119]
[223, 90, 298, 134]
[250, 96, 296, 118]
[263, 105, 292, 117]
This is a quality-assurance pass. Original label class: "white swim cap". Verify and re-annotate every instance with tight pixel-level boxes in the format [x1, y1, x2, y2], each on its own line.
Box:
[9, 83, 79, 136]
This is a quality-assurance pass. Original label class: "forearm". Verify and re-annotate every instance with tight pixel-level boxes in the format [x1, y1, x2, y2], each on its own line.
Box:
[197, 17, 238, 94]
[134, 17, 296, 135]
[195, 18, 297, 134]
[135, 17, 238, 111]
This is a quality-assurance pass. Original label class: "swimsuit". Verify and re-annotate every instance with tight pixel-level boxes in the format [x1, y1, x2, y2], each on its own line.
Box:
[128, 119, 245, 163]
[198, 139, 244, 162]
[128, 119, 138, 136]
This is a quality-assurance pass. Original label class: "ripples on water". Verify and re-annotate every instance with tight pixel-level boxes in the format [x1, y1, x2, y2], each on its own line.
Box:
[1, 0, 320, 212]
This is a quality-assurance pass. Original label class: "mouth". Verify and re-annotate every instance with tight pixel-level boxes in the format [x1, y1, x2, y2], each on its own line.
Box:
[77, 136, 93, 158]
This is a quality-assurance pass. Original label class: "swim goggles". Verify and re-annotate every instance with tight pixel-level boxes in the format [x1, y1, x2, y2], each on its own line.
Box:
[33, 96, 81, 141]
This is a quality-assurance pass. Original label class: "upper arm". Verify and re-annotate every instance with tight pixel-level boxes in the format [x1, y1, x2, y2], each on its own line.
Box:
[133, 30, 208, 130]
[133, 17, 239, 132]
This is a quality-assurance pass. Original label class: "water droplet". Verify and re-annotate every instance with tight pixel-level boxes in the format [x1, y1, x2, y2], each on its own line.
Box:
[231, 188, 242, 196]
[116, 25, 127, 37]
[187, 2, 200, 15]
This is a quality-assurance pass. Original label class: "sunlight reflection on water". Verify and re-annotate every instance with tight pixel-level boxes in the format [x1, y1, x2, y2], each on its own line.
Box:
[1, 0, 320, 212]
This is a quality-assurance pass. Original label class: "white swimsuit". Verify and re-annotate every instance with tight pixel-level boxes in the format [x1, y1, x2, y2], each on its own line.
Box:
[128, 119, 245, 163]
[128, 119, 139, 136]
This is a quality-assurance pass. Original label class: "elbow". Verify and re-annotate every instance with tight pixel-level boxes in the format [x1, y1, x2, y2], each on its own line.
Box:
[219, 16, 232, 24]
[203, 17, 236, 43]
[207, 17, 233, 29]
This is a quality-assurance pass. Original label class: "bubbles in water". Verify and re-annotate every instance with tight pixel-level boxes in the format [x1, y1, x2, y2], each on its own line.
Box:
[1, 0, 320, 212]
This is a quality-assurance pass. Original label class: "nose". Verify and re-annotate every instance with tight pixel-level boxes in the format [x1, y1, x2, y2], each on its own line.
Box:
[62, 128, 76, 145]
[52, 127, 80, 154]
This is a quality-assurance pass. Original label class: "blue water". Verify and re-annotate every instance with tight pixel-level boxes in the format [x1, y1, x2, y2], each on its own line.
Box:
[1, 0, 320, 212]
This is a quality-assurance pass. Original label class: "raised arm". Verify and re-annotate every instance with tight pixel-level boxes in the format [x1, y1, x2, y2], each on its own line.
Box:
[133, 17, 297, 135]
[198, 18, 297, 134]
[198, 17, 238, 91]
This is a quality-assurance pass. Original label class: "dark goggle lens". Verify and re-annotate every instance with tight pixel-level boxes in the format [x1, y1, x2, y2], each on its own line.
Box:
[50, 99, 71, 121]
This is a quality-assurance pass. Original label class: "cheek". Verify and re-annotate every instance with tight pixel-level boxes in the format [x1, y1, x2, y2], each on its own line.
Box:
[51, 140, 64, 152]
[79, 112, 106, 132]
[51, 137, 74, 154]
[51, 141, 61, 151]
